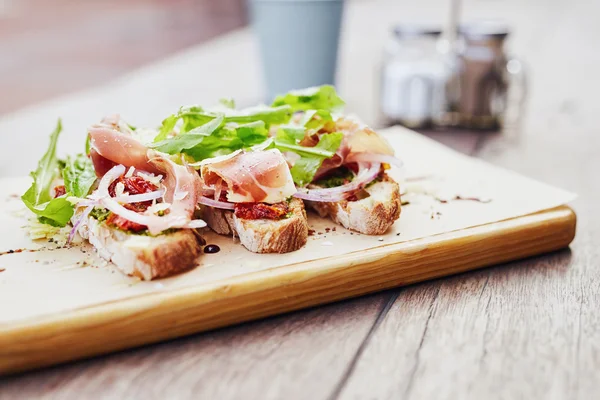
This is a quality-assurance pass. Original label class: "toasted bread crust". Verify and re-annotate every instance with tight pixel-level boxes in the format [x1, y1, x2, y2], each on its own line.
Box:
[202, 198, 308, 253]
[201, 205, 235, 236]
[307, 174, 401, 235]
[76, 214, 204, 280]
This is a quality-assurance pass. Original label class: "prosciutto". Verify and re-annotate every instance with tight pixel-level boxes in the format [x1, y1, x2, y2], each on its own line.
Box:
[89, 123, 162, 177]
[148, 150, 200, 223]
[86, 115, 202, 234]
[201, 149, 296, 203]
[313, 117, 395, 179]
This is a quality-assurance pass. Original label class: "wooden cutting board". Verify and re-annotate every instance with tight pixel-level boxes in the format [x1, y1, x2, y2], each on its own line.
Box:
[0, 129, 577, 375]
[0, 206, 576, 375]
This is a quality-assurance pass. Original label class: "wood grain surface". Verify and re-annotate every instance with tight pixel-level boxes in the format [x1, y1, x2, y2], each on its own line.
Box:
[1, 0, 598, 399]
[0, 205, 575, 375]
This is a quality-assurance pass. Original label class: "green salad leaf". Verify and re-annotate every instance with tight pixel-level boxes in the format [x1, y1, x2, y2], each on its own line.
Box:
[152, 113, 270, 162]
[155, 106, 210, 142]
[21, 120, 75, 227]
[222, 105, 292, 125]
[184, 121, 269, 161]
[62, 154, 96, 198]
[272, 85, 345, 112]
[273, 126, 343, 187]
[300, 109, 335, 132]
[85, 134, 91, 155]
[266, 105, 344, 187]
[35, 198, 75, 227]
[155, 104, 292, 143]
[150, 114, 225, 154]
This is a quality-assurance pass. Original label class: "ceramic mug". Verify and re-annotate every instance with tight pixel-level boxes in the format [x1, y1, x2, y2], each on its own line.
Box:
[249, 0, 345, 101]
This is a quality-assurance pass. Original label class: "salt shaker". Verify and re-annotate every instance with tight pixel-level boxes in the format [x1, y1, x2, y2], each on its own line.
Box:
[379, 25, 457, 128]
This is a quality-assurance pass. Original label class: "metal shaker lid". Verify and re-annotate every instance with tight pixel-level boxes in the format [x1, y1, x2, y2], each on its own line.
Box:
[393, 24, 442, 39]
[459, 20, 510, 40]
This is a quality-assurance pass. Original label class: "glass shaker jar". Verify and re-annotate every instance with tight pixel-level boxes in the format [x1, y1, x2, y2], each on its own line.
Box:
[379, 24, 456, 129]
[455, 21, 527, 130]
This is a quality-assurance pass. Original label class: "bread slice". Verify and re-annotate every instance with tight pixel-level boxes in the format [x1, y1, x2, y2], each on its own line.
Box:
[76, 213, 205, 280]
[201, 198, 308, 253]
[306, 174, 401, 235]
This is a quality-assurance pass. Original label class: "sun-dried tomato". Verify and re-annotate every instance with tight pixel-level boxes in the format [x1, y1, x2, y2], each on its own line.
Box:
[109, 176, 157, 197]
[106, 176, 159, 232]
[53, 185, 66, 198]
[234, 202, 289, 220]
[106, 213, 147, 233]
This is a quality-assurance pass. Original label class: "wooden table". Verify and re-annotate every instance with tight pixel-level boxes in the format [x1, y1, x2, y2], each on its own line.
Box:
[1, 1, 598, 398]
[0, 0, 247, 115]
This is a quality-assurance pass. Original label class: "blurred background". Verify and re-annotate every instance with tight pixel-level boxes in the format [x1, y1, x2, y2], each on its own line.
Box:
[0, 0, 247, 115]
[0, 0, 598, 175]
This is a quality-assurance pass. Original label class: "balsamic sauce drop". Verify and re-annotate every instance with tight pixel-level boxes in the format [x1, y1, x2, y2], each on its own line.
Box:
[204, 244, 220, 254]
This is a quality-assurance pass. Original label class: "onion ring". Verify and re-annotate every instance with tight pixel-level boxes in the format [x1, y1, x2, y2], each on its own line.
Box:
[293, 162, 381, 202]
[198, 195, 235, 210]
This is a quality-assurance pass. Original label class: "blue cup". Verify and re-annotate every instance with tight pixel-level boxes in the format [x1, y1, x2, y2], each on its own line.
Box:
[249, 0, 345, 101]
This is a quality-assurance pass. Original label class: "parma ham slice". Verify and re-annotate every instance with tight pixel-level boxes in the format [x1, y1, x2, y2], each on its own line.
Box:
[314, 117, 395, 180]
[201, 149, 297, 204]
[89, 125, 162, 176]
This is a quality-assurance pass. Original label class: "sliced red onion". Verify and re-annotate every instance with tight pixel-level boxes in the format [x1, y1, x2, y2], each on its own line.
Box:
[346, 153, 403, 168]
[69, 205, 94, 243]
[114, 190, 164, 204]
[96, 165, 177, 230]
[91, 164, 205, 234]
[293, 162, 381, 202]
[293, 190, 351, 203]
[198, 195, 235, 210]
[98, 164, 126, 193]
[101, 196, 163, 226]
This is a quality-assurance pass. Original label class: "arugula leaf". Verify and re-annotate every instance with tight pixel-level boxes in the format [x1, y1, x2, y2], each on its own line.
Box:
[21, 120, 75, 227]
[277, 124, 306, 142]
[272, 85, 345, 112]
[222, 105, 292, 125]
[288, 133, 343, 187]
[181, 107, 213, 133]
[155, 104, 291, 144]
[300, 109, 335, 132]
[35, 198, 75, 227]
[62, 154, 96, 198]
[235, 121, 269, 144]
[273, 124, 343, 187]
[23, 120, 62, 205]
[183, 121, 269, 161]
[85, 134, 91, 155]
[154, 106, 209, 142]
[150, 114, 225, 154]
[273, 139, 336, 158]
[153, 113, 270, 161]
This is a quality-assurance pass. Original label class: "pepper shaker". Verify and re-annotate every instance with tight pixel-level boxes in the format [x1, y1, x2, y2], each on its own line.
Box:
[455, 21, 527, 130]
